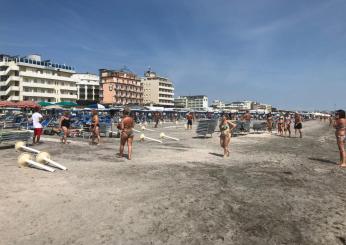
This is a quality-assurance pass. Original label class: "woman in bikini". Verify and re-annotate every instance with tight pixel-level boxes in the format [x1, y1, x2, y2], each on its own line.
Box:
[334, 110, 346, 167]
[294, 112, 303, 138]
[91, 110, 100, 145]
[266, 113, 273, 133]
[59, 111, 70, 144]
[278, 116, 284, 136]
[284, 113, 292, 137]
[219, 115, 237, 158]
[118, 108, 134, 160]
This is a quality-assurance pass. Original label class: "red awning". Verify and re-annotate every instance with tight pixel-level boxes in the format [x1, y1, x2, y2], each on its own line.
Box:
[15, 101, 40, 108]
[0, 101, 17, 107]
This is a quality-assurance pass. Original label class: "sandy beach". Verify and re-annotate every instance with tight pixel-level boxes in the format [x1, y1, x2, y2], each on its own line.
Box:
[0, 120, 345, 245]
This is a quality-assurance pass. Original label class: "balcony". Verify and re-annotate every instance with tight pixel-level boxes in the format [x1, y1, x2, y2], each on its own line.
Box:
[0, 86, 20, 96]
[20, 71, 75, 82]
[60, 94, 77, 99]
[22, 82, 56, 89]
[22, 92, 57, 98]
[0, 76, 20, 87]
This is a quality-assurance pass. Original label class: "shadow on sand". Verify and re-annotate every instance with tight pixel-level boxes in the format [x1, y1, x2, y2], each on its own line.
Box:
[308, 157, 337, 165]
[209, 152, 224, 158]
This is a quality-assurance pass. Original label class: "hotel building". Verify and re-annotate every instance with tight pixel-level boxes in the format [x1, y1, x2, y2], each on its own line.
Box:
[0, 54, 76, 102]
[99, 67, 143, 105]
[141, 69, 174, 107]
[174, 95, 209, 111]
[72, 73, 100, 103]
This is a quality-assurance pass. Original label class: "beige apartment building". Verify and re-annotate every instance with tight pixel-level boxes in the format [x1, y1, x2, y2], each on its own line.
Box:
[141, 69, 174, 107]
[99, 67, 143, 105]
[0, 54, 76, 102]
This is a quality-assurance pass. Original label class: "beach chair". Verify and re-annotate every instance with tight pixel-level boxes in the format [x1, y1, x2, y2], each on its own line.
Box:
[196, 119, 218, 137]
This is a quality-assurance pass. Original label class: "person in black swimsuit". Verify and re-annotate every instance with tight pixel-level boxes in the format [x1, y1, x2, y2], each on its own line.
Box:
[60, 111, 70, 144]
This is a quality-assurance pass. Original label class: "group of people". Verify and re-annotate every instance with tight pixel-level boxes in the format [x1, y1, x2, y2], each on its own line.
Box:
[31, 108, 101, 145]
[266, 112, 303, 138]
[30, 107, 346, 166]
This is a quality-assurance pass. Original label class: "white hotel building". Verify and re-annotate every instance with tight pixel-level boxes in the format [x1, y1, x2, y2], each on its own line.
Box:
[72, 73, 100, 103]
[141, 69, 174, 107]
[0, 54, 77, 102]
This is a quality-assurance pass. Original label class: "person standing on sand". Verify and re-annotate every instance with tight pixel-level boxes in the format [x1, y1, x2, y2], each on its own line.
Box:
[219, 115, 237, 158]
[154, 112, 160, 128]
[278, 116, 284, 136]
[186, 112, 193, 130]
[117, 108, 134, 160]
[329, 115, 334, 127]
[266, 113, 273, 133]
[294, 112, 303, 138]
[333, 110, 346, 167]
[59, 111, 70, 144]
[32, 107, 43, 145]
[242, 110, 252, 122]
[91, 110, 100, 145]
[284, 113, 292, 137]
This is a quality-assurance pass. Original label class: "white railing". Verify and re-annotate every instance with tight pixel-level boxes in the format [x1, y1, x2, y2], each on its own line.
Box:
[20, 71, 75, 82]
[60, 94, 77, 99]
[22, 82, 56, 89]
[22, 92, 57, 98]
[6, 96, 20, 101]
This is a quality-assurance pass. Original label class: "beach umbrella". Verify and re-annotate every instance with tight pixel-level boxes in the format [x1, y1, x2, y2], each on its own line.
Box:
[55, 101, 78, 107]
[88, 103, 106, 109]
[38, 101, 54, 107]
[44, 105, 63, 110]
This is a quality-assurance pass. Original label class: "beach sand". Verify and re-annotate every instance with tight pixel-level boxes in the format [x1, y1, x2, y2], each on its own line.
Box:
[0, 120, 345, 245]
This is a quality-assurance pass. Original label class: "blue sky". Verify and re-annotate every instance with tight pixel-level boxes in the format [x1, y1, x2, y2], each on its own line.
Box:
[1, 0, 346, 110]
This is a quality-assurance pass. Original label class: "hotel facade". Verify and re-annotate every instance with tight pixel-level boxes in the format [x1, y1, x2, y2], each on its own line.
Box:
[0, 54, 76, 102]
[99, 68, 143, 105]
[141, 69, 174, 107]
[72, 73, 100, 103]
[174, 95, 209, 111]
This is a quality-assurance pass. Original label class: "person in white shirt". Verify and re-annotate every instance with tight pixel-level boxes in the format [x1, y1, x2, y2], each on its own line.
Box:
[32, 107, 43, 144]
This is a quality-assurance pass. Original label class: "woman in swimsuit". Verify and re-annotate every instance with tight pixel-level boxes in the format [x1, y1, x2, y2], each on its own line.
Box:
[91, 110, 100, 145]
[278, 116, 284, 136]
[219, 115, 237, 158]
[284, 113, 291, 137]
[266, 113, 273, 133]
[334, 110, 346, 167]
[294, 113, 303, 138]
[59, 111, 70, 144]
[118, 108, 135, 160]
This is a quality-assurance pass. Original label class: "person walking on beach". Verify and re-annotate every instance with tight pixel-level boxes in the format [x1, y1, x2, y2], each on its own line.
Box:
[278, 116, 284, 136]
[294, 112, 303, 138]
[329, 115, 334, 127]
[219, 115, 237, 158]
[154, 112, 160, 128]
[266, 113, 273, 133]
[91, 110, 100, 145]
[284, 113, 292, 137]
[118, 108, 134, 160]
[186, 112, 193, 130]
[333, 110, 346, 167]
[59, 111, 70, 144]
[32, 107, 43, 145]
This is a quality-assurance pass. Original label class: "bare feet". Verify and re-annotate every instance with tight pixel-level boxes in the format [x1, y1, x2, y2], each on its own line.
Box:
[340, 163, 346, 168]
